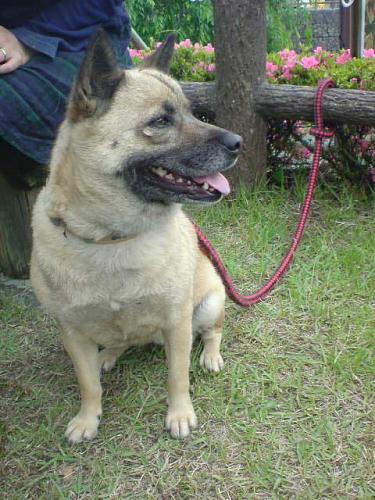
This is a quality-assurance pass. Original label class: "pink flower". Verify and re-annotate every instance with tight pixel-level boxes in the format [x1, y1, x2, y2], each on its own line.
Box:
[266, 61, 278, 71]
[206, 63, 216, 73]
[350, 77, 358, 84]
[314, 47, 323, 54]
[358, 140, 369, 153]
[295, 146, 311, 159]
[196, 61, 206, 70]
[284, 59, 296, 70]
[180, 39, 192, 48]
[293, 121, 304, 136]
[281, 69, 293, 80]
[156, 42, 162, 48]
[336, 49, 351, 64]
[363, 48, 375, 58]
[193, 42, 201, 51]
[278, 49, 297, 62]
[266, 61, 278, 77]
[302, 147, 311, 159]
[300, 56, 320, 69]
[129, 48, 141, 58]
[204, 43, 215, 53]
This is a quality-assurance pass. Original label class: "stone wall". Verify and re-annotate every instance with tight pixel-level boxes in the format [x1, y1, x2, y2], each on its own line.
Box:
[296, 9, 341, 51]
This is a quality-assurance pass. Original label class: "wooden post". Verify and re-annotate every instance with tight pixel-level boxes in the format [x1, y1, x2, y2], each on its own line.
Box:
[0, 172, 40, 278]
[212, 0, 267, 187]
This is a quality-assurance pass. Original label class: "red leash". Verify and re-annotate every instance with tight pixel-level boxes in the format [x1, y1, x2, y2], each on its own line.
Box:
[194, 79, 335, 307]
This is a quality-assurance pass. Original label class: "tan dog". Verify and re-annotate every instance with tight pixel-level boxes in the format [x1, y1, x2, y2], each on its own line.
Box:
[31, 32, 241, 443]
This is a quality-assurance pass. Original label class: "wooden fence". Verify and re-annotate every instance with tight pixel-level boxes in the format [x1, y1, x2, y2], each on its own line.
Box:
[183, 0, 374, 185]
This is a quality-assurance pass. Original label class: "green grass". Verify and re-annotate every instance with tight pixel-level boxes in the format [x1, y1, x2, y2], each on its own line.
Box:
[1, 187, 374, 499]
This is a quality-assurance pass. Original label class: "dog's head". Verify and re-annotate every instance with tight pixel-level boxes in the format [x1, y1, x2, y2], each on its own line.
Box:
[66, 30, 241, 206]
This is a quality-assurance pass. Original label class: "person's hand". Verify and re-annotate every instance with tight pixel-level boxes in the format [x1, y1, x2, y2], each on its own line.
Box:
[0, 26, 34, 74]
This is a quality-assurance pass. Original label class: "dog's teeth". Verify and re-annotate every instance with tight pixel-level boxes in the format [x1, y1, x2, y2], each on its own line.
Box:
[165, 173, 174, 180]
[154, 167, 167, 177]
[187, 180, 192, 185]
[176, 177, 184, 183]
[203, 182, 209, 190]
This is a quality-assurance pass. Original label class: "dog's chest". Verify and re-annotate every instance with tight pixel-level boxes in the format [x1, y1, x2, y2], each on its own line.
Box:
[69, 293, 169, 348]
[61, 268, 188, 348]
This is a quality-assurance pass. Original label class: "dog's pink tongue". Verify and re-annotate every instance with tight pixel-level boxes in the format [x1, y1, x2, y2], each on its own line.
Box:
[193, 173, 231, 195]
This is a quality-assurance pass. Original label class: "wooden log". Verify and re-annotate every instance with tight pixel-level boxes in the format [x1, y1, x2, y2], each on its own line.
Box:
[254, 84, 375, 125]
[180, 81, 217, 121]
[0, 171, 40, 278]
[181, 82, 375, 126]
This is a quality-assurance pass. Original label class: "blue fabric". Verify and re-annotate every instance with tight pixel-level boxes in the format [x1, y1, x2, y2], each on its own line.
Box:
[0, 1, 132, 164]
[1, 0, 129, 57]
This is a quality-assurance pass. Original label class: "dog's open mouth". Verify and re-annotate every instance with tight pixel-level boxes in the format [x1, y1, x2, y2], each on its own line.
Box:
[142, 166, 231, 202]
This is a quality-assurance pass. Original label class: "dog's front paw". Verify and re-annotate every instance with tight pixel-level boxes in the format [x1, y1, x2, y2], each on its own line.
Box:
[65, 413, 100, 443]
[166, 403, 197, 439]
[200, 350, 224, 372]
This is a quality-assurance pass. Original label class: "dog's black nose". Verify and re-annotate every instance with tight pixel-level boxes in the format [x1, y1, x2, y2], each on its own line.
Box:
[221, 132, 243, 153]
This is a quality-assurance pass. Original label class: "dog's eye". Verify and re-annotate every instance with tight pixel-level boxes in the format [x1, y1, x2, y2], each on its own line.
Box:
[149, 115, 172, 128]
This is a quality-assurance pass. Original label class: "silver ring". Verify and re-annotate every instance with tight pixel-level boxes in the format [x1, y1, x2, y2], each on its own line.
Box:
[0, 47, 7, 63]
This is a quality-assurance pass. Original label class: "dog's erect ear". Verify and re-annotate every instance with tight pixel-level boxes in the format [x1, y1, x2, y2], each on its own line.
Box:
[142, 33, 176, 74]
[69, 29, 124, 120]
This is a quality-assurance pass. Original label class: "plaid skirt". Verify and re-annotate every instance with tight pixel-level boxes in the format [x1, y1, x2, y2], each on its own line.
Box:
[0, 30, 131, 165]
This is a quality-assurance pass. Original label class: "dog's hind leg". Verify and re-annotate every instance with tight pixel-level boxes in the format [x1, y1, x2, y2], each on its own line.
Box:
[61, 328, 102, 443]
[193, 290, 225, 373]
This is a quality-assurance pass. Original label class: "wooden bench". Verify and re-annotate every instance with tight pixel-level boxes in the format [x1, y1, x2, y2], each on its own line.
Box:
[0, 165, 47, 278]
